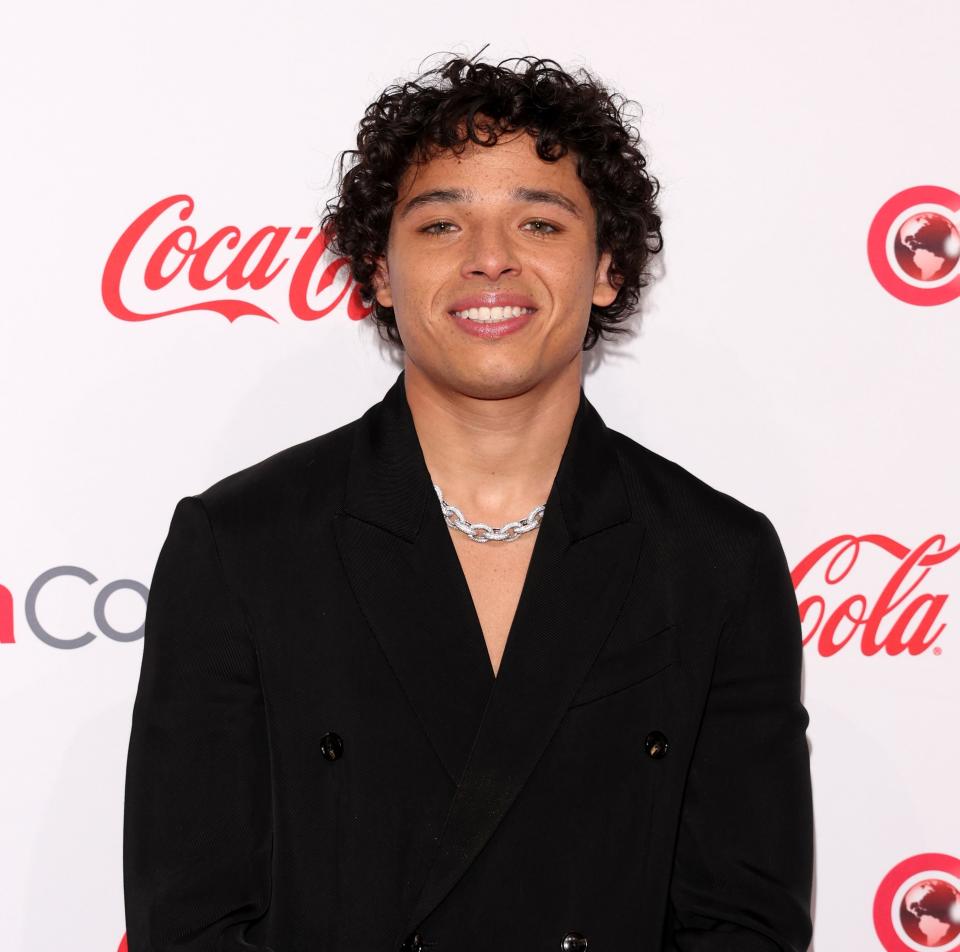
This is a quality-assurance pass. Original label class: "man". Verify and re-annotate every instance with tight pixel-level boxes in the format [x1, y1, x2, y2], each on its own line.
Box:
[123, 54, 814, 952]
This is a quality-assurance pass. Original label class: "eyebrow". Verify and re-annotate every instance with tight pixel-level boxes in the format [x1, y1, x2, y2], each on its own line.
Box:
[396, 186, 583, 221]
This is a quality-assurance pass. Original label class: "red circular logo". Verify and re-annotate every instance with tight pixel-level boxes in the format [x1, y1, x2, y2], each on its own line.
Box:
[867, 186, 960, 305]
[874, 853, 960, 950]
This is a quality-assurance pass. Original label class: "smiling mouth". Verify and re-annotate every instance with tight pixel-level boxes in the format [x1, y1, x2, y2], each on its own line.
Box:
[449, 306, 537, 323]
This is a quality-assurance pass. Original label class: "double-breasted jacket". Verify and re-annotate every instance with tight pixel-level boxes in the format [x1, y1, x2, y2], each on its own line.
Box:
[123, 369, 814, 951]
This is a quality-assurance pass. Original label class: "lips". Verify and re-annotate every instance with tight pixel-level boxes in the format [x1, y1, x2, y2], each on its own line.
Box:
[447, 292, 538, 313]
[448, 306, 536, 338]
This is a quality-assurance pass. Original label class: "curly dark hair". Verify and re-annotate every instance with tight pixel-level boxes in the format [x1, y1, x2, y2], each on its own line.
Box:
[320, 51, 663, 351]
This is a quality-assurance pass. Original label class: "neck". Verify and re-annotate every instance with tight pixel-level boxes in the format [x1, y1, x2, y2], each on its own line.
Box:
[403, 358, 582, 526]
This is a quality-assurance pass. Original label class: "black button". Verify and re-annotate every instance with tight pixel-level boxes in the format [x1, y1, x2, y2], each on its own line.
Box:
[400, 932, 424, 952]
[319, 731, 343, 761]
[561, 932, 588, 951]
[644, 730, 669, 758]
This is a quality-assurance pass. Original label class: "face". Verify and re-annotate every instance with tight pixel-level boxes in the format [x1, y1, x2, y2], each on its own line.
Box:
[372, 125, 618, 399]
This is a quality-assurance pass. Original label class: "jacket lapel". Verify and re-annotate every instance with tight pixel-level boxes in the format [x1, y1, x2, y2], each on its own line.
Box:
[333, 369, 649, 936]
[333, 370, 496, 787]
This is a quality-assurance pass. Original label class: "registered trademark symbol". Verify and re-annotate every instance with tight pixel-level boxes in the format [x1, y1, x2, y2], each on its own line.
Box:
[933, 646, 942, 655]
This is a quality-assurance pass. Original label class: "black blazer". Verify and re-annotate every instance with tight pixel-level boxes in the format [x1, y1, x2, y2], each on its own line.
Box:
[123, 368, 814, 952]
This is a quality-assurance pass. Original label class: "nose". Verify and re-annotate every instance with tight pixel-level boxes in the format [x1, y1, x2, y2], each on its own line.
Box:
[460, 220, 521, 282]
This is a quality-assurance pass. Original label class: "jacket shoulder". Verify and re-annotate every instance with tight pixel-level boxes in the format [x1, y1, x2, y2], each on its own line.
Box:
[609, 428, 770, 588]
[612, 429, 759, 522]
[188, 415, 360, 531]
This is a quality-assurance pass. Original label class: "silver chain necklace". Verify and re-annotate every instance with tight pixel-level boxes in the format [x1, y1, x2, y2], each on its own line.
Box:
[432, 483, 546, 543]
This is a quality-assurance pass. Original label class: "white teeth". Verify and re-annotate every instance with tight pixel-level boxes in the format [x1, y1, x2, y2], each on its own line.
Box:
[451, 306, 535, 322]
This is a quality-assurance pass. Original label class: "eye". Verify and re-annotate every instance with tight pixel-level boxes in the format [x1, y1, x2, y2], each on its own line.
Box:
[420, 220, 457, 235]
[524, 219, 559, 235]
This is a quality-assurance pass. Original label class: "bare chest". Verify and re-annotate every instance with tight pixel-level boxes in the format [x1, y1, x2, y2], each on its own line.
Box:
[450, 531, 537, 679]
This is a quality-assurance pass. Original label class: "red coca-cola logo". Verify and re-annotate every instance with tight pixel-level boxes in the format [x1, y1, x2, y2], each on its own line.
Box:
[793, 533, 958, 657]
[102, 194, 372, 323]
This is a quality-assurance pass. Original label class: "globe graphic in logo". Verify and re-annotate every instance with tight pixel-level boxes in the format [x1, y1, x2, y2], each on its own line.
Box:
[893, 213, 960, 281]
[899, 879, 960, 946]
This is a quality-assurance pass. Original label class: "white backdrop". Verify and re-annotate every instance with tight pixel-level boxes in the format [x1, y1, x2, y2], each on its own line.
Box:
[2, 2, 959, 951]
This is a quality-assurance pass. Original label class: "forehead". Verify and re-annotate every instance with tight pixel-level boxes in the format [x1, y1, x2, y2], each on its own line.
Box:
[394, 129, 586, 203]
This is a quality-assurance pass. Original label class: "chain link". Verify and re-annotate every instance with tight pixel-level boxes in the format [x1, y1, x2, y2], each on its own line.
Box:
[432, 483, 545, 543]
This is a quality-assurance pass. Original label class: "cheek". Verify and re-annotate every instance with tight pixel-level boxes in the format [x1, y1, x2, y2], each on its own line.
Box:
[548, 274, 595, 330]
[543, 256, 595, 301]
[390, 253, 439, 309]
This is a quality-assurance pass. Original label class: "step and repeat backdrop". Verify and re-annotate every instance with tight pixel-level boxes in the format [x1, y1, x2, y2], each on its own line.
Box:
[2, 2, 958, 950]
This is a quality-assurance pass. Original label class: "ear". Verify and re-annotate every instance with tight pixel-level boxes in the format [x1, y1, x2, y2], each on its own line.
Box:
[592, 249, 620, 308]
[372, 255, 393, 308]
